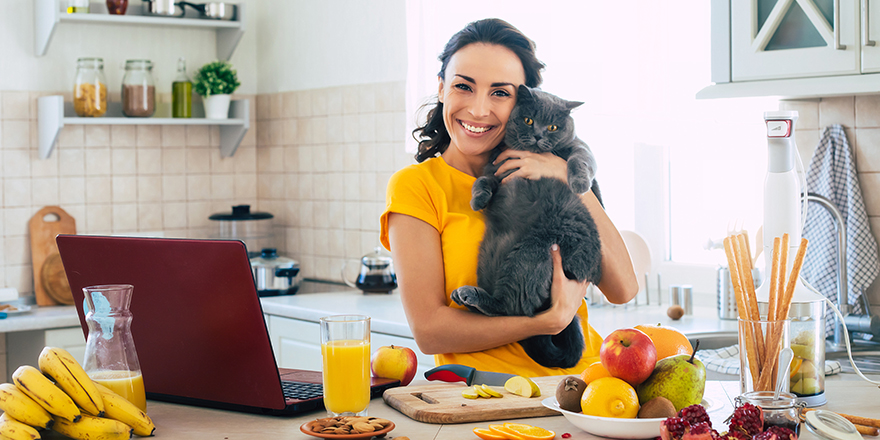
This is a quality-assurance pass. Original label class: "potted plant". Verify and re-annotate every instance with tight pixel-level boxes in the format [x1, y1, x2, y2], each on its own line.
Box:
[193, 60, 241, 119]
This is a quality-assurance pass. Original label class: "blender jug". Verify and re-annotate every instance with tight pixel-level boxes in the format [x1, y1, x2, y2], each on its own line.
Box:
[82, 284, 147, 411]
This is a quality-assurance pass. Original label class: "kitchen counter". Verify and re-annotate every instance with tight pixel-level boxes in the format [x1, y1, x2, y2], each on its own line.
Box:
[115, 380, 879, 439]
[0, 305, 79, 333]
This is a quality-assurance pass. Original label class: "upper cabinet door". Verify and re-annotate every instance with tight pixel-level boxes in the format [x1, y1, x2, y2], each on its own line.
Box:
[861, 0, 880, 71]
[732, 0, 860, 81]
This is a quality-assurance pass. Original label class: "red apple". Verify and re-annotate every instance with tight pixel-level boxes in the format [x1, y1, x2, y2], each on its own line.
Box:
[599, 328, 658, 387]
[370, 345, 418, 386]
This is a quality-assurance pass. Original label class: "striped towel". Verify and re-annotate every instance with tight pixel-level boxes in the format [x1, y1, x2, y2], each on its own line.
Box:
[696, 345, 841, 376]
[802, 125, 880, 337]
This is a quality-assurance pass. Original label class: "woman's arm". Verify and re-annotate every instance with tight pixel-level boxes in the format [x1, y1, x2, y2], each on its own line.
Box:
[387, 212, 586, 355]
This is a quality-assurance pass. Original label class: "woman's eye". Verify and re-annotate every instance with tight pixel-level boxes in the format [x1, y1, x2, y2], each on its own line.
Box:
[492, 90, 510, 97]
[454, 83, 472, 92]
[524, 117, 533, 125]
[548, 125, 558, 132]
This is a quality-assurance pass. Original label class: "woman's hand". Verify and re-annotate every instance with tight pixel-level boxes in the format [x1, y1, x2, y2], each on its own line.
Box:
[538, 244, 589, 335]
[494, 150, 568, 184]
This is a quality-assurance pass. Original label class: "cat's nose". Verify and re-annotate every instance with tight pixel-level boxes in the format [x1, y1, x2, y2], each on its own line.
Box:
[533, 134, 542, 141]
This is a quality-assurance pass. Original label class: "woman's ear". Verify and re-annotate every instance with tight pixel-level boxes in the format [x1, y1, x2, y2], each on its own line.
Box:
[437, 76, 444, 103]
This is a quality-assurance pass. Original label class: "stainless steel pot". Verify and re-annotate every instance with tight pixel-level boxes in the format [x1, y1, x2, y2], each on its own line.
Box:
[250, 248, 300, 297]
[179, 1, 236, 20]
[142, 0, 185, 16]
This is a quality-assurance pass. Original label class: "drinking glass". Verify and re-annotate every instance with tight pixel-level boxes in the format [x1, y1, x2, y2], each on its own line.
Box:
[320, 315, 370, 416]
[738, 317, 790, 394]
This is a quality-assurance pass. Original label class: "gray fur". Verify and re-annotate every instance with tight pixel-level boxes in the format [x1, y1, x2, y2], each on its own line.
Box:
[451, 85, 602, 369]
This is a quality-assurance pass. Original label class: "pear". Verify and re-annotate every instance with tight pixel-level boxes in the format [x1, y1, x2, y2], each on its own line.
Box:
[636, 340, 706, 412]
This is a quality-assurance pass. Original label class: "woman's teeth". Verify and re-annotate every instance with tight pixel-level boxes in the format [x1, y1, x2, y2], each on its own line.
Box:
[461, 121, 491, 133]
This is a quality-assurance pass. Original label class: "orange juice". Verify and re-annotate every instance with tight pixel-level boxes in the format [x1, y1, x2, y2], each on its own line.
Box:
[321, 339, 370, 414]
[90, 370, 147, 412]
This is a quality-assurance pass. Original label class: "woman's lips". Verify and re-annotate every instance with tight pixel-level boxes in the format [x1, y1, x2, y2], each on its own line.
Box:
[459, 120, 494, 136]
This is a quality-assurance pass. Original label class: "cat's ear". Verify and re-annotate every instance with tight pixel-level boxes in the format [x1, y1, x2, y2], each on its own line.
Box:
[517, 84, 534, 102]
[565, 100, 584, 111]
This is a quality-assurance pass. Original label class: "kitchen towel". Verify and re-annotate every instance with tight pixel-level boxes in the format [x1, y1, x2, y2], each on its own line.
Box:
[802, 124, 880, 337]
[696, 345, 841, 376]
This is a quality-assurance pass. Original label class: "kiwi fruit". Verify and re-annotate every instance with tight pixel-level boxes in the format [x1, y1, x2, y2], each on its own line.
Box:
[555, 376, 587, 412]
[667, 305, 685, 320]
[637, 396, 677, 418]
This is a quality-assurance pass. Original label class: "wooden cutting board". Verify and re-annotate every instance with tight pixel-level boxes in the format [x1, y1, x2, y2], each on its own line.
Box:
[383, 376, 562, 424]
[29, 206, 76, 306]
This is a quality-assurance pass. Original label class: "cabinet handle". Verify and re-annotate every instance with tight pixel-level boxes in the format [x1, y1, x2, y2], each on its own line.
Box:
[836, 0, 847, 49]
[864, 0, 876, 46]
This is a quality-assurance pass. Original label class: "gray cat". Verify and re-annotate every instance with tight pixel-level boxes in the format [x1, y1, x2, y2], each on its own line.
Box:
[450, 85, 602, 369]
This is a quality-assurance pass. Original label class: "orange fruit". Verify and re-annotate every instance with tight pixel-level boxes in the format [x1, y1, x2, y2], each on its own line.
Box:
[502, 423, 556, 440]
[489, 424, 526, 440]
[633, 323, 693, 360]
[789, 357, 804, 378]
[474, 427, 509, 440]
[580, 376, 640, 418]
[579, 360, 613, 385]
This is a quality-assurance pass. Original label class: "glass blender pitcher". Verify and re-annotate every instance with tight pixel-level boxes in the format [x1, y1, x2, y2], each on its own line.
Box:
[82, 284, 147, 411]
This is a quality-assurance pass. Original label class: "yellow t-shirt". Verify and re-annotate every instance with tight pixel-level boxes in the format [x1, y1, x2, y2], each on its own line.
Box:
[380, 156, 604, 377]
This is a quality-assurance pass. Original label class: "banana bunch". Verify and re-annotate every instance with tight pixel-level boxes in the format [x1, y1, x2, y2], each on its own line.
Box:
[0, 347, 156, 440]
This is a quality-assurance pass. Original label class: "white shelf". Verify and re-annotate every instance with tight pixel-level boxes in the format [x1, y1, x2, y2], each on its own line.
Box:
[35, 0, 245, 60]
[697, 73, 880, 100]
[37, 95, 250, 159]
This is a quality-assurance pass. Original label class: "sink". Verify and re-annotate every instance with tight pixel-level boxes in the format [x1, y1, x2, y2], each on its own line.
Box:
[687, 331, 738, 350]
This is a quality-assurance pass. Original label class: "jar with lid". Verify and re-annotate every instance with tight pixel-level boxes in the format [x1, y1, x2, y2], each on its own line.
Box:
[122, 60, 156, 117]
[74, 58, 108, 117]
[737, 391, 806, 435]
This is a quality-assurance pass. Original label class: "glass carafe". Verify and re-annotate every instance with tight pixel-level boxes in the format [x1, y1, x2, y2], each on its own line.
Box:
[83, 284, 147, 412]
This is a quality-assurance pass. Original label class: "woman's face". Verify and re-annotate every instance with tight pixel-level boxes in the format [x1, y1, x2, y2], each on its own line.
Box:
[439, 43, 525, 159]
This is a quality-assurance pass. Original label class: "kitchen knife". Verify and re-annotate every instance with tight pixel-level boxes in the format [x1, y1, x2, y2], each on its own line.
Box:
[424, 364, 515, 386]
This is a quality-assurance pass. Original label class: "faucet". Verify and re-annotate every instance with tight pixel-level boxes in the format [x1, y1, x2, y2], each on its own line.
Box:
[806, 193, 880, 347]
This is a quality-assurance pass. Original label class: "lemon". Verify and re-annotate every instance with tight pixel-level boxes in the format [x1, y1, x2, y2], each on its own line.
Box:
[474, 385, 492, 398]
[504, 376, 541, 398]
[462, 389, 480, 399]
[481, 384, 503, 398]
[580, 376, 639, 418]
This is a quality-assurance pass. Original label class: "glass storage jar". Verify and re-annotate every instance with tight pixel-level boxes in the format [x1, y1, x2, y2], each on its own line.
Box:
[121, 60, 155, 117]
[74, 58, 108, 117]
[737, 391, 806, 436]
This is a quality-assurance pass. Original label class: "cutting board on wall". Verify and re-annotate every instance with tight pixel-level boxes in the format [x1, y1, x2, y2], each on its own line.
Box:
[383, 376, 561, 424]
[29, 206, 76, 306]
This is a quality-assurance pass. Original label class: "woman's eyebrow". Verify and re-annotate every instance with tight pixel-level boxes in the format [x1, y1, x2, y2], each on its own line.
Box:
[453, 74, 514, 89]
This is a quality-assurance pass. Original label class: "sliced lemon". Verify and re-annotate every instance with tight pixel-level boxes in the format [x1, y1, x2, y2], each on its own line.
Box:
[504, 376, 541, 398]
[481, 384, 503, 398]
[462, 389, 480, 399]
[474, 385, 492, 398]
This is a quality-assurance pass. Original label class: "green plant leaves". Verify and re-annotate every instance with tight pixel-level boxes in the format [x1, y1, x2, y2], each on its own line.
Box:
[193, 61, 241, 97]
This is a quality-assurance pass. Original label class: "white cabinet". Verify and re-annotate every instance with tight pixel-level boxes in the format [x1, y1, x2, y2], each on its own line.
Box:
[265, 315, 434, 380]
[6, 327, 86, 382]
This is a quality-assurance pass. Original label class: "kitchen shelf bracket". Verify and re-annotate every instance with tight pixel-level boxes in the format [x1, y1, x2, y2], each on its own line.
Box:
[35, 0, 245, 60]
[37, 95, 250, 159]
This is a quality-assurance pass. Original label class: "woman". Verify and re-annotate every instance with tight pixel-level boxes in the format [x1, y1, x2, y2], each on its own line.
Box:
[380, 18, 638, 377]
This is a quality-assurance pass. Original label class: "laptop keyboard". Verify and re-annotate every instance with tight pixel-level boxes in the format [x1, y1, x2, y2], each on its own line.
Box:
[281, 381, 323, 400]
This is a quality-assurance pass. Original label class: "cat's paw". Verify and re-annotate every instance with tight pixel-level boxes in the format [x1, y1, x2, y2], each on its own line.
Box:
[451, 286, 492, 315]
[568, 161, 594, 194]
[471, 190, 492, 211]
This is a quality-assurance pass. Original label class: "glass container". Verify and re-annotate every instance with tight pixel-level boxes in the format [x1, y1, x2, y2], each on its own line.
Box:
[66, 0, 89, 13]
[786, 301, 826, 405]
[74, 58, 107, 117]
[320, 315, 371, 416]
[121, 60, 155, 117]
[737, 391, 806, 436]
[106, 0, 128, 14]
[738, 316, 790, 394]
[172, 57, 192, 118]
[82, 284, 147, 412]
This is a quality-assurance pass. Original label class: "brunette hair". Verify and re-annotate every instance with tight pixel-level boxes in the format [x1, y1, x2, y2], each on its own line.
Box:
[413, 18, 545, 163]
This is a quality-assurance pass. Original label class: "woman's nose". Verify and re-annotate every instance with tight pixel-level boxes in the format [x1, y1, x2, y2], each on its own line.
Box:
[469, 94, 491, 118]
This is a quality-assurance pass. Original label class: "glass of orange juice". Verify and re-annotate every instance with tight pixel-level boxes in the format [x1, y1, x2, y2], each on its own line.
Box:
[320, 315, 371, 416]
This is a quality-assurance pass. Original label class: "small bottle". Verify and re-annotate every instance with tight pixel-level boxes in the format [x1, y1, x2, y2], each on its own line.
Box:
[172, 58, 192, 118]
[73, 58, 107, 117]
[66, 0, 89, 13]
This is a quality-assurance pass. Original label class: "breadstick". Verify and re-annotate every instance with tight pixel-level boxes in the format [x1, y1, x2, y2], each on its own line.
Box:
[736, 233, 765, 367]
[775, 233, 790, 321]
[779, 238, 809, 321]
[856, 425, 880, 436]
[743, 230, 752, 271]
[767, 236, 781, 325]
[804, 408, 880, 430]
[723, 236, 760, 385]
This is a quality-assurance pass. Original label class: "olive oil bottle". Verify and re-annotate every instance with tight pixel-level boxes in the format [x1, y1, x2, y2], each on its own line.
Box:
[172, 57, 192, 118]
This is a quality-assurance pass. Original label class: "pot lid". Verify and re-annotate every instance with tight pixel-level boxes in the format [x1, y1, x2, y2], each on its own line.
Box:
[209, 205, 273, 221]
[362, 247, 393, 268]
[250, 248, 298, 268]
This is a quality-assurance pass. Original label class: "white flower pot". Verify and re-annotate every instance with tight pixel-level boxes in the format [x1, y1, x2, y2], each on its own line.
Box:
[203, 94, 231, 119]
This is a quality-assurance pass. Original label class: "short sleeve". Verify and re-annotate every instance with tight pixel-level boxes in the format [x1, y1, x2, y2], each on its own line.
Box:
[380, 165, 442, 250]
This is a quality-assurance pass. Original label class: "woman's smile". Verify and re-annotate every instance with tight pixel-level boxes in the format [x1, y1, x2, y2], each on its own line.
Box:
[459, 120, 495, 135]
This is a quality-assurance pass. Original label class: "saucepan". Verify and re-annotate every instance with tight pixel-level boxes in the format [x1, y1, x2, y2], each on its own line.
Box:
[142, 0, 185, 17]
[179, 1, 237, 20]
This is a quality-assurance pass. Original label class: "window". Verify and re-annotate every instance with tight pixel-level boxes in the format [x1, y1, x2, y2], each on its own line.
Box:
[406, 1, 778, 268]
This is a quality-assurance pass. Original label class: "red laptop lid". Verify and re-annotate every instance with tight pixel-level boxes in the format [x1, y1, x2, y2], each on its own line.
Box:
[56, 235, 287, 411]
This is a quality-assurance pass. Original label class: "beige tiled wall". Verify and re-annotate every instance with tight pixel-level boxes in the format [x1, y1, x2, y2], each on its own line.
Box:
[781, 96, 880, 310]
[253, 81, 414, 282]
[0, 91, 259, 295]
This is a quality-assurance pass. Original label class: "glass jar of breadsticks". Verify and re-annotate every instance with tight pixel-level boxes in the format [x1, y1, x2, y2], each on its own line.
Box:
[723, 233, 807, 395]
[74, 58, 108, 117]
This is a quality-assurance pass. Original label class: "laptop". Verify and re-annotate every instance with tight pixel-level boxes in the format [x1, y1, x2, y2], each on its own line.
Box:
[55, 234, 399, 415]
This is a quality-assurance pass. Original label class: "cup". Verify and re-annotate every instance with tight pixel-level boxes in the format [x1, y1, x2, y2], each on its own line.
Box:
[320, 315, 371, 416]
[738, 317, 790, 394]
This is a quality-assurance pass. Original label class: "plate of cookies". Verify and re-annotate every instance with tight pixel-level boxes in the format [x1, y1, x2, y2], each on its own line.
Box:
[300, 416, 395, 439]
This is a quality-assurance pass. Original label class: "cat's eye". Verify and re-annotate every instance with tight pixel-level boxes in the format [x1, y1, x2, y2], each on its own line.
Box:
[524, 117, 533, 125]
[548, 125, 558, 132]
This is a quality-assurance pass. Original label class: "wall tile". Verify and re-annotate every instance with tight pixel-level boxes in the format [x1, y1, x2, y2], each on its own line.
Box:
[59, 177, 86, 204]
[186, 201, 212, 229]
[358, 85, 376, 114]
[162, 202, 188, 229]
[297, 90, 313, 118]
[3, 207, 29, 237]
[210, 150, 235, 174]
[234, 174, 256, 199]
[342, 86, 358, 115]
[162, 126, 186, 147]
[312, 89, 328, 116]
[32, 178, 59, 206]
[85, 176, 112, 204]
[1, 92, 30, 120]
[3, 121, 31, 149]
[187, 175, 212, 200]
[110, 126, 136, 148]
[185, 149, 211, 174]
[856, 128, 880, 172]
[861, 173, 880, 216]
[85, 204, 112, 233]
[269, 93, 282, 120]
[4, 150, 31, 178]
[186, 126, 210, 147]
[282, 119, 297, 145]
[297, 173, 313, 200]
[256, 95, 270, 121]
[7, 264, 33, 295]
[112, 176, 138, 203]
[327, 88, 343, 115]
[137, 126, 162, 147]
[780, 100, 819, 130]
[313, 145, 328, 173]
[211, 175, 234, 200]
[234, 146, 256, 174]
[137, 148, 162, 175]
[137, 176, 162, 202]
[268, 120, 283, 146]
[282, 92, 297, 119]
[112, 204, 138, 231]
[84, 126, 110, 147]
[4, 179, 31, 207]
[819, 96, 855, 129]
[312, 117, 327, 144]
[375, 112, 393, 142]
[5, 236, 28, 266]
[326, 115, 344, 144]
[85, 148, 111, 175]
[112, 149, 137, 175]
[162, 175, 187, 201]
[137, 203, 163, 231]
